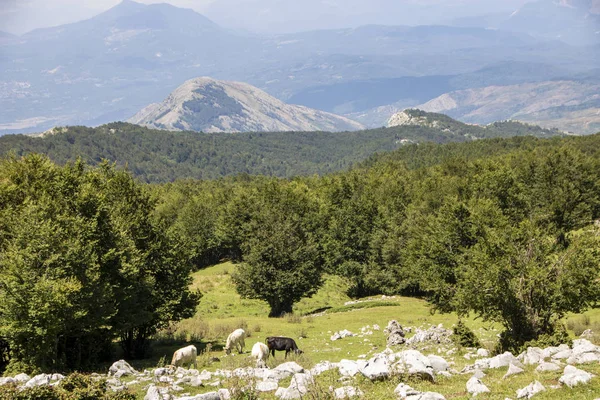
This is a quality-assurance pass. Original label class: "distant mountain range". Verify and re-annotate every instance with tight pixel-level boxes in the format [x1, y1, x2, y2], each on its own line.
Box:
[0, 0, 599, 135]
[414, 80, 600, 134]
[451, 0, 600, 45]
[128, 77, 364, 133]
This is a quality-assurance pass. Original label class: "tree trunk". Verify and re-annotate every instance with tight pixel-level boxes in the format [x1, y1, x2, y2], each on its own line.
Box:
[269, 302, 293, 318]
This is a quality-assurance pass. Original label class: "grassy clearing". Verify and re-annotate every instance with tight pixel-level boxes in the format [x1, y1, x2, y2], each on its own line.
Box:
[124, 262, 600, 399]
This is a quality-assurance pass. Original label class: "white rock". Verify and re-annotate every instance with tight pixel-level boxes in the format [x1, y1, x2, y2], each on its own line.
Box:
[0, 377, 16, 386]
[275, 386, 303, 399]
[311, 361, 337, 376]
[144, 385, 162, 400]
[521, 347, 544, 365]
[360, 355, 390, 381]
[188, 376, 204, 387]
[24, 374, 51, 387]
[334, 386, 363, 399]
[572, 339, 597, 355]
[393, 350, 435, 382]
[394, 383, 420, 398]
[466, 376, 490, 396]
[427, 355, 449, 372]
[559, 365, 595, 388]
[503, 363, 524, 379]
[535, 362, 560, 372]
[14, 373, 31, 383]
[489, 352, 523, 369]
[551, 349, 572, 360]
[406, 393, 446, 400]
[218, 389, 231, 400]
[476, 349, 489, 357]
[274, 362, 304, 375]
[338, 360, 361, 377]
[567, 352, 600, 365]
[331, 330, 355, 341]
[472, 369, 486, 379]
[256, 381, 279, 392]
[516, 381, 545, 399]
[109, 360, 137, 377]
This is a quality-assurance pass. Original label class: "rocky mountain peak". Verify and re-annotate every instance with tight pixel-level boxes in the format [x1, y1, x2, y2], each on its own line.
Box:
[128, 77, 364, 133]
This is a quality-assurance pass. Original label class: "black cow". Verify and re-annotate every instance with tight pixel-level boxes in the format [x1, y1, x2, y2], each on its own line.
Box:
[266, 336, 302, 358]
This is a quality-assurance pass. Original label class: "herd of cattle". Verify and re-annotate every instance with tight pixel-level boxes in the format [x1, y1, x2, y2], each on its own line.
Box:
[170, 329, 301, 369]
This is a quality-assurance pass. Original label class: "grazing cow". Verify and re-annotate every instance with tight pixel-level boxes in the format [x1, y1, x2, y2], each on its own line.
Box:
[251, 342, 269, 368]
[266, 336, 302, 358]
[224, 328, 246, 355]
[171, 345, 197, 369]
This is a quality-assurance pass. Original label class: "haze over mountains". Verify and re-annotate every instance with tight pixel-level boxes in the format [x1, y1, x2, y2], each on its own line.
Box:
[0, 0, 599, 135]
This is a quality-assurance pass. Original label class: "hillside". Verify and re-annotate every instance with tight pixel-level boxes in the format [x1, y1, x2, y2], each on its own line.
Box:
[0, 113, 563, 182]
[128, 77, 365, 133]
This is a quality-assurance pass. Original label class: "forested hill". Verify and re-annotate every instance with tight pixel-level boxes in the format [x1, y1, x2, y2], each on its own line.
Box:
[0, 117, 563, 182]
[361, 133, 600, 172]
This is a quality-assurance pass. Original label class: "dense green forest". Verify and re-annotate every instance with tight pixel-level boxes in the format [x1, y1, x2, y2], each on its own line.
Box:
[0, 114, 561, 182]
[1, 128, 599, 373]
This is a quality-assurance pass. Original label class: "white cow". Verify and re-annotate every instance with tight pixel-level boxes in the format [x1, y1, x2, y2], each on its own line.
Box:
[224, 328, 246, 355]
[171, 345, 197, 369]
[251, 342, 269, 368]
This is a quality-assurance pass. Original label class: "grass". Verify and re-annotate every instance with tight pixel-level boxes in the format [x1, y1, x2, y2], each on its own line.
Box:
[119, 262, 600, 399]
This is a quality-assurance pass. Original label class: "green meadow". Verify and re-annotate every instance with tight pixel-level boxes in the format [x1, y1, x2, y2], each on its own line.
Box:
[121, 262, 600, 399]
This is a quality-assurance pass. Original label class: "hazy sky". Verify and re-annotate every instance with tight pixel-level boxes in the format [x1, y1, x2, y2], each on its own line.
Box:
[0, 0, 531, 35]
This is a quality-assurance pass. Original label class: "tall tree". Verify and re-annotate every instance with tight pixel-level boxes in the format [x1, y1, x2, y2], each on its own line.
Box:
[232, 180, 324, 317]
[0, 155, 199, 373]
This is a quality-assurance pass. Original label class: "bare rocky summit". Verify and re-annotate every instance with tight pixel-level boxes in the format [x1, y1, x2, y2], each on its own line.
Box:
[128, 77, 365, 133]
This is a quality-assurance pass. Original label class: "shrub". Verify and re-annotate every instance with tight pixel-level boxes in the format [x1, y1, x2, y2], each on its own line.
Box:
[451, 320, 481, 348]
[0, 373, 136, 400]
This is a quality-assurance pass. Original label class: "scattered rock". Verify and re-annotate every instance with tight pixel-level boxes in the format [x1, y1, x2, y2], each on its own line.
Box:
[331, 330, 355, 341]
[144, 385, 163, 400]
[14, 373, 31, 383]
[503, 364, 524, 379]
[0, 377, 16, 386]
[489, 352, 523, 369]
[109, 360, 137, 377]
[311, 361, 337, 376]
[516, 381, 545, 399]
[24, 374, 51, 388]
[535, 362, 560, 372]
[393, 350, 435, 382]
[334, 386, 363, 399]
[338, 360, 361, 377]
[466, 376, 490, 396]
[360, 355, 391, 381]
[580, 329, 594, 339]
[274, 362, 304, 375]
[559, 365, 595, 388]
[394, 383, 420, 398]
[256, 381, 279, 392]
[476, 349, 489, 358]
[385, 320, 406, 347]
[406, 324, 452, 345]
[427, 355, 449, 373]
[520, 347, 543, 365]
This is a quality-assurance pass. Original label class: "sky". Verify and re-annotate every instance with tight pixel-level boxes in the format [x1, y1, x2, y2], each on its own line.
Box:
[0, 0, 531, 35]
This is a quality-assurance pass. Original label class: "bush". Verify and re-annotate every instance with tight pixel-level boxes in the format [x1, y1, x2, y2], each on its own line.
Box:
[0, 373, 136, 399]
[523, 323, 572, 351]
[451, 320, 481, 348]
